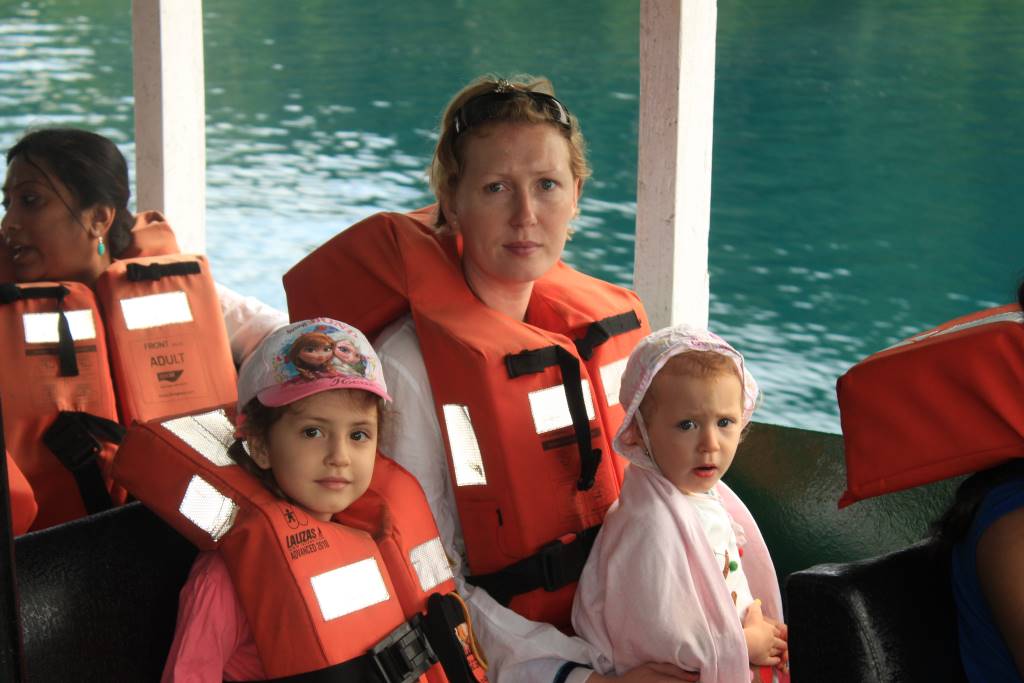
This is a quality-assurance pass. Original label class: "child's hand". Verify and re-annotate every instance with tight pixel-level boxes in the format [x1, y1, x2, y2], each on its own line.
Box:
[742, 600, 787, 667]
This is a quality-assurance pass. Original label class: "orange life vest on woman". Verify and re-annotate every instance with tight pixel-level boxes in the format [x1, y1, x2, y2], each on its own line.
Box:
[0, 213, 236, 530]
[284, 210, 650, 629]
[113, 409, 486, 683]
[838, 303, 1024, 506]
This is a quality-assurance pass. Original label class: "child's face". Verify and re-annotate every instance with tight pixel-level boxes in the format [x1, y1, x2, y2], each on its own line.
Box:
[251, 389, 377, 521]
[639, 369, 743, 495]
[299, 341, 334, 367]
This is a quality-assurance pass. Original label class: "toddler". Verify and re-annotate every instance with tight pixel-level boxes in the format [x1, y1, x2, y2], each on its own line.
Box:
[572, 325, 788, 683]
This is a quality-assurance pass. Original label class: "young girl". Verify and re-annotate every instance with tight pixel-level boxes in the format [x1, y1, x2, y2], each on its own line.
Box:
[572, 325, 789, 683]
[161, 318, 391, 681]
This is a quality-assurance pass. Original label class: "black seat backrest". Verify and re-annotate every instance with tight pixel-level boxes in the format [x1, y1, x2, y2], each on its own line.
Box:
[785, 537, 966, 683]
[15, 501, 196, 682]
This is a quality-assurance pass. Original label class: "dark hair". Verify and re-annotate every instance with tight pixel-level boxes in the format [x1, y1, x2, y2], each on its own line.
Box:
[6, 128, 134, 256]
[227, 391, 391, 502]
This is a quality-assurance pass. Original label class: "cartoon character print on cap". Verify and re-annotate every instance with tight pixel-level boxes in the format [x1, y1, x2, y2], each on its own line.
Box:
[274, 324, 378, 388]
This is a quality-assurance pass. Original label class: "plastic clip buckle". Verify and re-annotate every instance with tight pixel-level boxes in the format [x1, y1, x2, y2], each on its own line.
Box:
[43, 413, 101, 472]
[370, 616, 438, 683]
[538, 537, 572, 591]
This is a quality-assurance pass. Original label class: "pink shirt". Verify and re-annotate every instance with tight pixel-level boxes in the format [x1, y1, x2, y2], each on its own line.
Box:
[162, 551, 266, 682]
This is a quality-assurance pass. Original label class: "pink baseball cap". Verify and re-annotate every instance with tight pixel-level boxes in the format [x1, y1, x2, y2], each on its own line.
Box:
[236, 318, 391, 411]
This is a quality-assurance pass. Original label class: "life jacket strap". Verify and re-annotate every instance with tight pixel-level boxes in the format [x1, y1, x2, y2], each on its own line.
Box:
[125, 260, 200, 281]
[421, 593, 488, 683]
[465, 525, 601, 606]
[504, 345, 601, 491]
[255, 616, 438, 683]
[0, 283, 79, 377]
[42, 411, 125, 515]
[573, 311, 641, 360]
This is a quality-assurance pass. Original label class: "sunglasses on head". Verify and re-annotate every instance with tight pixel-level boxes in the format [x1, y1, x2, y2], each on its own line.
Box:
[451, 86, 572, 137]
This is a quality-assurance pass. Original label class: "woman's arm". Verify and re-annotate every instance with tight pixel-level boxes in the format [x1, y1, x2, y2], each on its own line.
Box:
[976, 505, 1024, 677]
[214, 282, 289, 367]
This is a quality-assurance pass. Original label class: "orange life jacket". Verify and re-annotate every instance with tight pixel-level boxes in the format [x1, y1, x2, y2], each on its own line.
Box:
[5, 450, 37, 535]
[284, 210, 650, 629]
[837, 303, 1024, 507]
[0, 213, 236, 530]
[113, 409, 487, 683]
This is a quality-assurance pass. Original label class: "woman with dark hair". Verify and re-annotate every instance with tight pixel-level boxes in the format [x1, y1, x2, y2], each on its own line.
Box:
[1, 128, 284, 361]
[0, 127, 286, 530]
[933, 280, 1024, 682]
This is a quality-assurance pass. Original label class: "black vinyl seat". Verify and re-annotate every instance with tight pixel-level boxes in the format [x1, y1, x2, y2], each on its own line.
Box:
[785, 537, 967, 683]
[15, 501, 196, 682]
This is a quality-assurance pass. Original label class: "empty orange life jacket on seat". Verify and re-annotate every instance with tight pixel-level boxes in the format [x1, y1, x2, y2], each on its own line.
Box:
[113, 409, 486, 683]
[0, 214, 236, 530]
[284, 210, 650, 629]
[838, 303, 1024, 507]
[4, 450, 37, 535]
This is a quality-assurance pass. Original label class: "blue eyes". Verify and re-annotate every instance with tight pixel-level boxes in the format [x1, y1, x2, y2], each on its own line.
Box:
[679, 420, 696, 431]
[485, 183, 503, 193]
[539, 179, 557, 190]
[303, 427, 323, 439]
[677, 418, 736, 430]
[483, 179, 558, 193]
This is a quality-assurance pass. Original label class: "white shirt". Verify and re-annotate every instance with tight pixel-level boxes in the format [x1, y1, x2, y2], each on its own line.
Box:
[686, 489, 756, 618]
[375, 314, 601, 683]
[215, 282, 289, 367]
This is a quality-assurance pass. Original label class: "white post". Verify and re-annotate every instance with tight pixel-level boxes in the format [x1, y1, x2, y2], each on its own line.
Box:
[634, 0, 716, 329]
[131, 0, 207, 254]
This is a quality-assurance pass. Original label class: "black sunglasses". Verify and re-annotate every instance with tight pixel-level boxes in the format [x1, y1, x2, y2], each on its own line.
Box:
[452, 89, 573, 137]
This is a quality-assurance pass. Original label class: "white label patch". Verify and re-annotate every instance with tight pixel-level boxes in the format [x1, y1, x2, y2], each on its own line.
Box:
[120, 291, 193, 330]
[310, 558, 390, 621]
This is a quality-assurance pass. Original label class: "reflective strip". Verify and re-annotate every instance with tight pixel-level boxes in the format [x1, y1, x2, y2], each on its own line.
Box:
[409, 537, 453, 592]
[442, 404, 487, 486]
[885, 310, 1024, 351]
[528, 380, 596, 434]
[179, 475, 238, 541]
[22, 310, 96, 343]
[120, 291, 193, 330]
[310, 558, 390, 621]
[162, 410, 236, 467]
[599, 357, 628, 407]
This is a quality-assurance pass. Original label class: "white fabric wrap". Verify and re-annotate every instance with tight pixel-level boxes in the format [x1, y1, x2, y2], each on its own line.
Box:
[572, 467, 783, 682]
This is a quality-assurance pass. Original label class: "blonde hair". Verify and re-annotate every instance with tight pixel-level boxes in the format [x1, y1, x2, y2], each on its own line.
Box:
[428, 74, 592, 232]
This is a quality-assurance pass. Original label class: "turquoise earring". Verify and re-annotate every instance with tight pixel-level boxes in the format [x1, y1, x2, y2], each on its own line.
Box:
[97, 236, 105, 256]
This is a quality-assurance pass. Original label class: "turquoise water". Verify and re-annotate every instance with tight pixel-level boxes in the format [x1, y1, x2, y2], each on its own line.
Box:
[2, 0, 1022, 433]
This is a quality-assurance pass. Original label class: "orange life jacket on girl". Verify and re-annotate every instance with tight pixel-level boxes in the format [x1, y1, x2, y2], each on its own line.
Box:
[0, 213, 236, 530]
[838, 303, 1024, 507]
[113, 409, 486, 683]
[284, 210, 650, 629]
[5, 450, 37, 535]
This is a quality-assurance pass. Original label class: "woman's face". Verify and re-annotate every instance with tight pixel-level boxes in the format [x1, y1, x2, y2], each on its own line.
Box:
[1, 155, 108, 283]
[447, 122, 580, 307]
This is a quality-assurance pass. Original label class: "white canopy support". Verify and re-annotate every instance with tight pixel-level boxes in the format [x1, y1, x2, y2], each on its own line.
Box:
[634, 0, 717, 330]
[131, 0, 207, 254]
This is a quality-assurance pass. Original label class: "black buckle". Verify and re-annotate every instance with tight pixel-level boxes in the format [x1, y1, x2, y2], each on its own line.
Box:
[43, 412, 102, 472]
[370, 616, 438, 683]
[538, 538, 571, 591]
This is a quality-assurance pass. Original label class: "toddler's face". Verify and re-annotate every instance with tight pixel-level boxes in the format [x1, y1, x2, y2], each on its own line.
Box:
[251, 389, 377, 520]
[641, 369, 743, 495]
